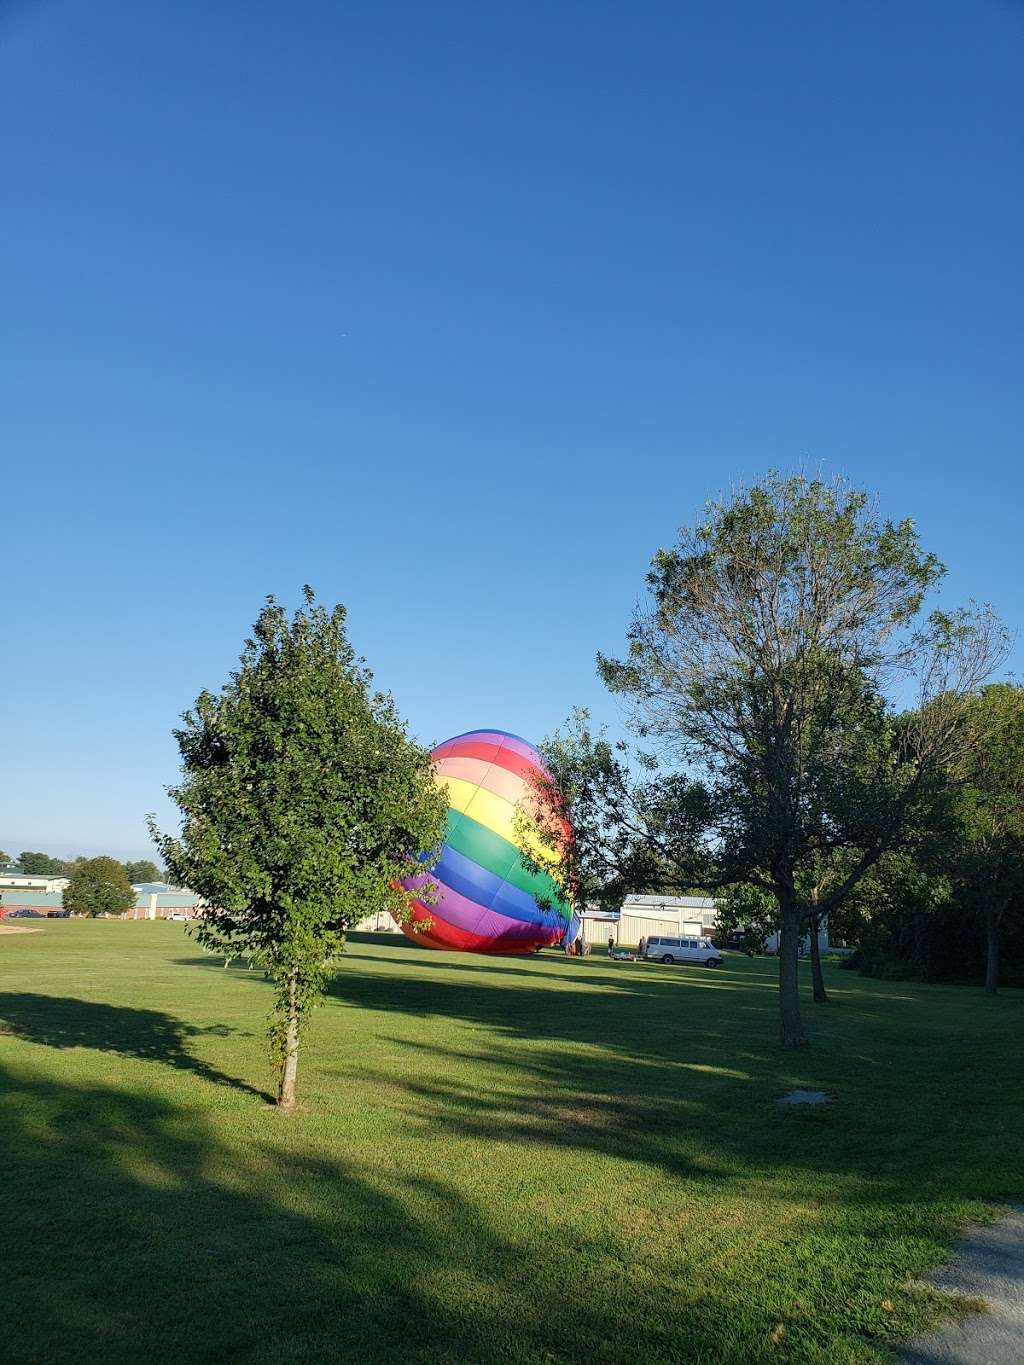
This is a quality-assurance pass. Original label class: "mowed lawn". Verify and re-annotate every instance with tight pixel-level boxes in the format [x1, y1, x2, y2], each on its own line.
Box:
[1, 924, 1022, 1364]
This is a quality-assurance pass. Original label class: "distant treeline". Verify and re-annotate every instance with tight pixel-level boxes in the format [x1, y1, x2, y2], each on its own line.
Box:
[1, 851, 163, 883]
[843, 896, 1024, 986]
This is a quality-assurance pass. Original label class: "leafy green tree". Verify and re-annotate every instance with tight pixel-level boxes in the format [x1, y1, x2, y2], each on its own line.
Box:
[526, 475, 1006, 1046]
[62, 857, 137, 918]
[834, 850, 954, 979]
[514, 710, 708, 915]
[149, 588, 448, 1110]
[947, 684, 1024, 994]
[125, 860, 162, 884]
[718, 858, 851, 1000]
[715, 882, 776, 955]
[0, 851, 11, 864]
[18, 851, 66, 876]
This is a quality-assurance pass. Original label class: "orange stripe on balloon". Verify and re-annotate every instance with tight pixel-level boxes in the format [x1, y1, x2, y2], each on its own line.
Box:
[433, 755, 571, 844]
[434, 754, 527, 805]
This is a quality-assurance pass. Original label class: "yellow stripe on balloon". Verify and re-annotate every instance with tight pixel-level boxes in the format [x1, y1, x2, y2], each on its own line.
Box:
[439, 775, 559, 867]
[434, 754, 527, 807]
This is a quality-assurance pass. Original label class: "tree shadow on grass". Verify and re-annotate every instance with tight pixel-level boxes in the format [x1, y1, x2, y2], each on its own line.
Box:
[0, 992, 270, 1101]
[169, 949, 1024, 1215]
[0, 1063, 759, 1365]
[0, 1050, 1007, 1364]
[172, 947, 894, 1117]
[4, 960, 1018, 1360]
[314, 960, 1024, 1208]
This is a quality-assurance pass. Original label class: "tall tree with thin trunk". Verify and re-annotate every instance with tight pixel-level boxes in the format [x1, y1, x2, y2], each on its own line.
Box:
[150, 588, 448, 1109]
[946, 684, 1024, 995]
[524, 475, 1007, 1046]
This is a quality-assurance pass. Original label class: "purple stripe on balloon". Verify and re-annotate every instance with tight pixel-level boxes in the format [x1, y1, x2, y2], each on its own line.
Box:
[405, 874, 544, 942]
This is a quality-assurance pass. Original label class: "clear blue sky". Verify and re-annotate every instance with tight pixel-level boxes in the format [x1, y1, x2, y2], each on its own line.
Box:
[2, 0, 1022, 859]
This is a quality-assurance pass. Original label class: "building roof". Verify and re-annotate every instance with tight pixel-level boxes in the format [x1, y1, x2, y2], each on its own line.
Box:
[0, 890, 203, 910]
[621, 894, 717, 910]
[0, 872, 68, 884]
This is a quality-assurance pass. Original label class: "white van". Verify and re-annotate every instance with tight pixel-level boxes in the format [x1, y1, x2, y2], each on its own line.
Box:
[643, 936, 722, 967]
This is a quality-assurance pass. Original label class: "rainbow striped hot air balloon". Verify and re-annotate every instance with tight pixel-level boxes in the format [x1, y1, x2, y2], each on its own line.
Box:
[400, 729, 577, 953]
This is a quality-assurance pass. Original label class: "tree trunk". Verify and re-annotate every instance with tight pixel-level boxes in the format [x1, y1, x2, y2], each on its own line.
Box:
[808, 914, 829, 1004]
[277, 971, 300, 1109]
[985, 907, 1002, 996]
[778, 904, 808, 1047]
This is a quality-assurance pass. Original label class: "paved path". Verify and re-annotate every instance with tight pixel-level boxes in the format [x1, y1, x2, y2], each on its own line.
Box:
[902, 1207, 1024, 1364]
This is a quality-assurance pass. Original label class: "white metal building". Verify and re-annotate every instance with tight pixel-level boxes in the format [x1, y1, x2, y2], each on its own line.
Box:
[355, 909, 402, 933]
[0, 872, 70, 894]
[764, 923, 830, 955]
[579, 895, 720, 947]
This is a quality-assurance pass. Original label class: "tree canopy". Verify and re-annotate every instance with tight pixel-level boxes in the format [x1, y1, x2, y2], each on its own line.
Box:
[525, 474, 1007, 1045]
[946, 683, 1024, 993]
[150, 588, 448, 1109]
[62, 857, 137, 918]
[18, 851, 67, 876]
[125, 859, 162, 884]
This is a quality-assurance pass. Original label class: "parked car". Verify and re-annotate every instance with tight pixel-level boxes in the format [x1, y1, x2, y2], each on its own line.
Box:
[642, 935, 723, 967]
[46, 910, 70, 918]
[5, 908, 46, 919]
[166, 912, 189, 922]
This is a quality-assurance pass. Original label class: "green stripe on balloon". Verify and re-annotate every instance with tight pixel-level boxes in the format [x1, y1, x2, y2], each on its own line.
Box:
[444, 809, 569, 914]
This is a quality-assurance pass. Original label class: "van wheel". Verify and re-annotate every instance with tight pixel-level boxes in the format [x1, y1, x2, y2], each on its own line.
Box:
[704, 958, 721, 968]
[661, 954, 674, 964]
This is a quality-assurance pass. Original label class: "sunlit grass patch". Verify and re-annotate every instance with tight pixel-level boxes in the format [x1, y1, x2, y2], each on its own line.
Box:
[1, 922, 1021, 1363]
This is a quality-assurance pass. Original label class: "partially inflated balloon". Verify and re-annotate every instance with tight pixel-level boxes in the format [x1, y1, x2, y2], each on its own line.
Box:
[400, 729, 576, 953]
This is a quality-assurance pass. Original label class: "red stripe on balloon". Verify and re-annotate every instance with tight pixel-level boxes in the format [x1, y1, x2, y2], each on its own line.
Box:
[403, 905, 494, 951]
[432, 738, 547, 783]
[399, 901, 564, 954]
[445, 730, 541, 762]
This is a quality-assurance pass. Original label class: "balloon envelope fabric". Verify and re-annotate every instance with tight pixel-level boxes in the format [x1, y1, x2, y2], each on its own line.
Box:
[399, 729, 576, 953]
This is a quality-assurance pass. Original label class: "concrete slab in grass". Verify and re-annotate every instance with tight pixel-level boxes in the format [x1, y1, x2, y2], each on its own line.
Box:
[901, 1206, 1024, 1364]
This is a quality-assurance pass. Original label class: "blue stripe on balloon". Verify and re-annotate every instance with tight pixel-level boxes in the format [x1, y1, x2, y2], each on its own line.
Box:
[433, 843, 568, 928]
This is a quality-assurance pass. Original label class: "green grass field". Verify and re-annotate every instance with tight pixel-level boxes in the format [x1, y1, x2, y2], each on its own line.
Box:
[1, 923, 1021, 1364]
